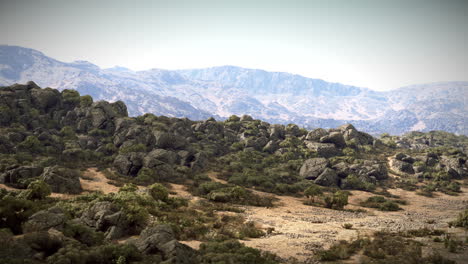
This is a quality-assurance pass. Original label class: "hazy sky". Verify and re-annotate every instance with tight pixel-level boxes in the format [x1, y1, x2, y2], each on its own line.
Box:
[1, 0, 467, 90]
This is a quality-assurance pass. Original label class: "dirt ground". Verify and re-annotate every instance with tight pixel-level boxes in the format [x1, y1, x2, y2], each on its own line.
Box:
[238, 186, 468, 262]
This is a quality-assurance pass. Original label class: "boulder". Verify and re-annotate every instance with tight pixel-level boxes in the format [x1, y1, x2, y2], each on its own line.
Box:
[269, 124, 285, 140]
[244, 136, 268, 151]
[145, 149, 177, 165]
[305, 128, 328, 141]
[305, 141, 341, 158]
[441, 156, 467, 178]
[332, 162, 351, 178]
[23, 206, 67, 233]
[366, 163, 388, 180]
[40, 166, 82, 194]
[299, 158, 329, 180]
[392, 159, 415, 174]
[240, 115, 253, 122]
[285, 124, 302, 137]
[134, 225, 197, 263]
[320, 132, 346, 148]
[314, 168, 339, 186]
[262, 140, 279, 153]
[113, 152, 145, 176]
[190, 153, 207, 171]
[30, 88, 61, 111]
[153, 131, 186, 149]
[81, 201, 134, 240]
[1, 165, 44, 188]
[395, 153, 414, 163]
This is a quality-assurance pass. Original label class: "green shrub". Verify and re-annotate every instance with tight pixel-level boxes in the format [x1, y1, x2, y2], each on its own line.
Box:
[80, 95, 93, 107]
[304, 184, 322, 203]
[20, 180, 51, 200]
[135, 168, 157, 185]
[63, 221, 105, 246]
[60, 126, 77, 139]
[317, 239, 367, 261]
[342, 174, 376, 191]
[238, 221, 265, 239]
[379, 201, 401, 211]
[18, 135, 42, 153]
[324, 191, 349, 210]
[0, 195, 39, 234]
[363, 232, 422, 261]
[119, 144, 146, 154]
[198, 239, 279, 264]
[148, 183, 169, 202]
[23, 231, 63, 257]
[119, 183, 138, 193]
[62, 89, 80, 106]
[450, 209, 468, 229]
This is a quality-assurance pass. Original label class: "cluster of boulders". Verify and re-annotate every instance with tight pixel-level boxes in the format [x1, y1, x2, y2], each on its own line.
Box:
[390, 152, 467, 179]
[299, 157, 387, 187]
[20, 203, 196, 262]
[0, 83, 387, 190]
[133, 225, 197, 263]
[1, 165, 82, 194]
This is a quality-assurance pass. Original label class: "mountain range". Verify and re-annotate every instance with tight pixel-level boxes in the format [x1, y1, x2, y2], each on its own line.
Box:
[0, 45, 466, 135]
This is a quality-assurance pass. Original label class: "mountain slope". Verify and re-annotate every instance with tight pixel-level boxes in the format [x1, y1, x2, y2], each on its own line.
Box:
[0, 45, 466, 135]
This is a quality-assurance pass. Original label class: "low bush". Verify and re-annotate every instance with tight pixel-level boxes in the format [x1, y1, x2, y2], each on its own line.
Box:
[198, 239, 279, 264]
[360, 196, 402, 211]
[324, 191, 349, 210]
[450, 209, 468, 229]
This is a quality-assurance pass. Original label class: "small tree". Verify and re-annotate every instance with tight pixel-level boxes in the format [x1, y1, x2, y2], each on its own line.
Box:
[21, 180, 51, 200]
[119, 183, 138, 193]
[333, 191, 349, 209]
[304, 184, 322, 203]
[18, 136, 42, 153]
[324, 191, 349, 210]
[148, 183, 169, 202]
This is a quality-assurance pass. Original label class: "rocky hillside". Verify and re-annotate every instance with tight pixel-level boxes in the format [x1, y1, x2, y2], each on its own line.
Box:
[0, 83, 467, 264]
[1, 45, 466, 135]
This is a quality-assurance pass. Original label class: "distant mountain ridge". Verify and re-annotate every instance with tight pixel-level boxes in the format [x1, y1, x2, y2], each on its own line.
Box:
[0, 45, 466, 135]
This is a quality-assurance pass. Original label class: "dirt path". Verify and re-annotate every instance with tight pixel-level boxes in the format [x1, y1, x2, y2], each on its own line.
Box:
[80, 168, 121, 194]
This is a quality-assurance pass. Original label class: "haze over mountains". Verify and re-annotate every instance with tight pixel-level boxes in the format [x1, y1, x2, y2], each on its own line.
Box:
[0, 45, 466, 135]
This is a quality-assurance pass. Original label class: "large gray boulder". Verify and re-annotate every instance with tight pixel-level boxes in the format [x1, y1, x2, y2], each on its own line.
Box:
[244, 136, 268, 151]
[320, 132, 346, 148]
[305, 128, 328, 141]
[440, 156, 467, 178]
[153, 131, 186, 149]
[305, 141, 341, 158]
[30, 88, 61, 111]
[145, 149, 178, 165]
[113, 152, 145, 176]
[391, 159, 415, 174]
[81, 201, 135, 240]
[269, 124, 285, 140]
[1, 165, 44, 188]
[299, 158, 329, 180]
[40, 166, 82, 194]
[23, 206, 67, 233]
[314, 168, 339, 186]
[134, 225, 198, 263]
[263, 140, 280, 153]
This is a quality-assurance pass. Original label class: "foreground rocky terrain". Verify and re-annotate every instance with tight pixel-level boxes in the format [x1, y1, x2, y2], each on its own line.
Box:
[0, 82, 467, 263]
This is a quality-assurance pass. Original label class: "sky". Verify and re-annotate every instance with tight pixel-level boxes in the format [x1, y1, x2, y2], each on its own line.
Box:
[1, 0, 467, 91]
